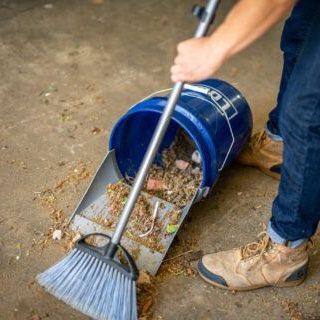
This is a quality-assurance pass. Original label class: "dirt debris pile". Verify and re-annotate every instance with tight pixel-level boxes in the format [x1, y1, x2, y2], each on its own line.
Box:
[96, 130, 202, 252]
[144, 130, 202, 207]
[33, 162, 93, 252]
[93, 182, 166, 252]
[95, 181, 183, 252]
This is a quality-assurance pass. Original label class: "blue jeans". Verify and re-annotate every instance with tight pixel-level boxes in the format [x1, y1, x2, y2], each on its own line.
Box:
[266, 0, 320, 244]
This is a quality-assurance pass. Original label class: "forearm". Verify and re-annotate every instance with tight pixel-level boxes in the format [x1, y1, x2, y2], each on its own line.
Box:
[171, 0, 296, 82]
[211, 0, 295, 59]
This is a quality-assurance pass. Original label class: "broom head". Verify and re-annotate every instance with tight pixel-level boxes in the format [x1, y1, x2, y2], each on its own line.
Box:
[37, 233, 139, 320]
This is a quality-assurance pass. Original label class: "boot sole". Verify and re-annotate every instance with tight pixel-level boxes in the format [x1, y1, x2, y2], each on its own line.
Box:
[236, 158, 281, 180]
[239, 163, 280, 180]
[197, 266, 305, 292]
[260, 166, 280, 180]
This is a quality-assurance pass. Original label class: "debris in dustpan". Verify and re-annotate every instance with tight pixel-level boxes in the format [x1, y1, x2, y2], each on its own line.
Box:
[32, 129, 201, 266]
[143, 130, 202, 208]
[92, 181, 182, 253]
[91, 130, 202, 253]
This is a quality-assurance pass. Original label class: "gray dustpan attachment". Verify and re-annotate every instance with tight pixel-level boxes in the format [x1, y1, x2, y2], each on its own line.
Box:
[69, 150, 209, 275]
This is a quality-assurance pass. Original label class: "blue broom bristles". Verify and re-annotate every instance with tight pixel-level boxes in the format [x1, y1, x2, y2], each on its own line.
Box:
[37, 249, 137, 320]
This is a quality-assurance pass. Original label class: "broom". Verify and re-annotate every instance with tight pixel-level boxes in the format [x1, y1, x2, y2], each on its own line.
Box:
[36, 1, 219, 319]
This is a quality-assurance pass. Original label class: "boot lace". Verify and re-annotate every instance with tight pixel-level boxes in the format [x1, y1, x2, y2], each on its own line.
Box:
[249, 130, 267, 149]
[240, 231, 273, 260]
[240, 230, 314, 261]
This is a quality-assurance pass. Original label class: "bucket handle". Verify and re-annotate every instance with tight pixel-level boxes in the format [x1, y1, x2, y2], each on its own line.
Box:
[131, 84, 238, 121]
[128, 88, 173, 111]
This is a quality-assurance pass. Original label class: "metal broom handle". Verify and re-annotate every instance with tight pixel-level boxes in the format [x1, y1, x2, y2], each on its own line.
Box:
[110, 0, 220, 248]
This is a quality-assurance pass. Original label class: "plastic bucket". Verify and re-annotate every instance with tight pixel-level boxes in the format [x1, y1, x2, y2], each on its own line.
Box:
[109, 79, 252, 195]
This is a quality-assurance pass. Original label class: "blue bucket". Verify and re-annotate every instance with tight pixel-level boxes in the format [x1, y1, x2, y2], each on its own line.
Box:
[109, 79, 252, 197]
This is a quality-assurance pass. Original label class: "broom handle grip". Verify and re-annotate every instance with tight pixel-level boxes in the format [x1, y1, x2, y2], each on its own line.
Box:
[110, 0, 220, 249]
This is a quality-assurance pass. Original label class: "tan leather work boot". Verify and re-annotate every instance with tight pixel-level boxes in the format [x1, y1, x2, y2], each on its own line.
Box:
[237, 130, 283, 180]
[197, 232, 310, 291]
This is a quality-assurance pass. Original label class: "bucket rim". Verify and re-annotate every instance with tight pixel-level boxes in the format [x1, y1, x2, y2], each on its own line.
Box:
[109, 104, 218, 189]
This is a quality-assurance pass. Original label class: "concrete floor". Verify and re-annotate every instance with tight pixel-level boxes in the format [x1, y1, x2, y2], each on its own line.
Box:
[0, 0, 319, 319]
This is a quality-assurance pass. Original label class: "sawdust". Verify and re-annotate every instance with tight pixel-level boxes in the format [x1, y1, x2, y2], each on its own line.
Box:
[33, 162, 93, 252]
[32, 209, 77, 253]
[36, 189, 57, 208]
[91, 182, 165, 252]
[36, 161, 93, 208]
[281, 299, 304, 320]
[90, 127, 102, 135]
[144, 130, 202, 208]
[136, 234, 201, 319]
[105, 182, 154, 234]
[137, 271, 158, 320]
[54, 161, 93, 192]
[156, 235, 199, 280]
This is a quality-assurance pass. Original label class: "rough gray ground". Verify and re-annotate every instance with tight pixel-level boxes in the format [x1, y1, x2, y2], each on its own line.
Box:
[0, 0, 319, 319]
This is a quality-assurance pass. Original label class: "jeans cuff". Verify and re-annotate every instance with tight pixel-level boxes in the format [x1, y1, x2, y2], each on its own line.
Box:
[267, 221, 307, 248]
[265, 124, 283, 142]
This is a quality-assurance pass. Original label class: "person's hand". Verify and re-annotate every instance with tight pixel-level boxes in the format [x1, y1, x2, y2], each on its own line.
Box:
[170, 37, 227, 83]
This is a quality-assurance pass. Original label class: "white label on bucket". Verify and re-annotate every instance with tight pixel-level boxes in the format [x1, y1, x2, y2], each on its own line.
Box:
[209, 90, 235, 117]
[182, 84, 237, 171]
[183, 84, 238, 121]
